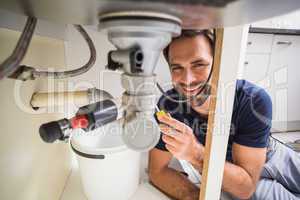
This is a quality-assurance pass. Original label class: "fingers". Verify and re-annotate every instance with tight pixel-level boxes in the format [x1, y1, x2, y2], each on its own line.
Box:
[165, 143, 177, 154]
[159, 124, 186, 143]
[157, 114, 191, 134]
[162, 134, 181, 148]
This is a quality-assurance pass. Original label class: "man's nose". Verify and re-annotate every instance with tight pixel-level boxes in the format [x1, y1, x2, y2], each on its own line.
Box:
[183, 69, 197, 84]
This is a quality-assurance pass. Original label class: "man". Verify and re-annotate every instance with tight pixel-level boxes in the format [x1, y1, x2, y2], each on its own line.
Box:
[148, 30, 300, 200]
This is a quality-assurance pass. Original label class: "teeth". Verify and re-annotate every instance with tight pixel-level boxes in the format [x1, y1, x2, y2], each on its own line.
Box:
[182, 85, 201, 92]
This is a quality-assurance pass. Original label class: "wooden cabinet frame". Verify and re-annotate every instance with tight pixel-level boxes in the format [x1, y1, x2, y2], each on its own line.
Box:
[199, 26, 249, 200]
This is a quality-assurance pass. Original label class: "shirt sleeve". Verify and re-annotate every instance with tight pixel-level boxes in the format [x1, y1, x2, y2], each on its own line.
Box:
[233, 89, 272, 148]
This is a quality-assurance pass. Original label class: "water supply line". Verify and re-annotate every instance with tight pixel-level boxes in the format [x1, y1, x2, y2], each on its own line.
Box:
[8, 25, 97, 80]
[0, 16, 37, 80]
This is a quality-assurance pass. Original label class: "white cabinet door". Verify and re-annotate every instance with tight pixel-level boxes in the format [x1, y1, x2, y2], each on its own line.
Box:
[243, 54, 270, 87]
[246, 33, 273, 53]
[269, 35, 300, 122]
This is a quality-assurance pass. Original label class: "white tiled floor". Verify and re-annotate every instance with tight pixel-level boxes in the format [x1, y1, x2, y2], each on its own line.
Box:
[60, 168, 171, 200]
[60, 169, 87, 200]
[271, 131, 300, 143]
[60, 132, 300, 200]
[271, 131, 300, 152]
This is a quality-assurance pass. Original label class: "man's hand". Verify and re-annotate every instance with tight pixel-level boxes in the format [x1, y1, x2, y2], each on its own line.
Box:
[157, 114, 205, 172]
[149, 148, 201, 200]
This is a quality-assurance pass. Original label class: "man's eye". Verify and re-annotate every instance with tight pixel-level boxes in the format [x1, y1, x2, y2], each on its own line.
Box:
[193, 64, 209, 69]
[194, 64, 205, 67]
[171, 67, 183, 72]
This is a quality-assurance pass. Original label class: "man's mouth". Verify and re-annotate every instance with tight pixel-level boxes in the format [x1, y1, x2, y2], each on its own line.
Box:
[173, 83, 211, 107]
[180, 83, 203, 93]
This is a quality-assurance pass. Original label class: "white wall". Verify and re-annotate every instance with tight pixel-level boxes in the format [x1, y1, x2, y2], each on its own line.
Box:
[0, 28, 71, 200]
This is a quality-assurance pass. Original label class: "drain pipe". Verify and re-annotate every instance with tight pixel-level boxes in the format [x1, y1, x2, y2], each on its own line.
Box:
[30, 88, 113, 109]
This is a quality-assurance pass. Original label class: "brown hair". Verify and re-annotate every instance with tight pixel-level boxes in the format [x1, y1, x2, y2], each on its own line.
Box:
[163, 29, 215, 63]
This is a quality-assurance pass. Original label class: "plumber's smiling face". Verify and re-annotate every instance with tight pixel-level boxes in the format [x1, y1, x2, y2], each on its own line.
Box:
[168, 35, 213, 103]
